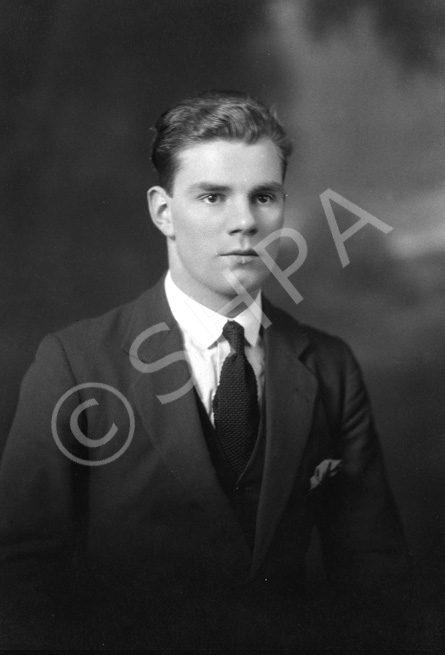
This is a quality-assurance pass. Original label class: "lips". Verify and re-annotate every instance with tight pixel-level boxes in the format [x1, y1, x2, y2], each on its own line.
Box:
[223, 249, 258, 256]
[222, 250, 259, 266]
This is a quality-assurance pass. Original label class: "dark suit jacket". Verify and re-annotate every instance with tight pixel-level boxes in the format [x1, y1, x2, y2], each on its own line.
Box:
[0, 277, 409, 649]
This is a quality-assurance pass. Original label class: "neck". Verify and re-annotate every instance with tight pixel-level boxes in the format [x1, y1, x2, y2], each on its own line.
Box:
[168, 270, 261, 318]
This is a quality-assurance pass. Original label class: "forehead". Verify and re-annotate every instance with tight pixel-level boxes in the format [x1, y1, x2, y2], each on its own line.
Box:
[173, 138, 283, 190]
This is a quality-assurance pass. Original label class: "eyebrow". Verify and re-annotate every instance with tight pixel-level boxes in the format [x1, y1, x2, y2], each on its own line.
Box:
[189, 183, 231, 193]
[189, 182, 286, 195]
[251, 182, 286, 195]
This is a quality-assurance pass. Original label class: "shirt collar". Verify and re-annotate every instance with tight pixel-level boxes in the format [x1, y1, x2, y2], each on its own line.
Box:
[164, 271, 262, 349]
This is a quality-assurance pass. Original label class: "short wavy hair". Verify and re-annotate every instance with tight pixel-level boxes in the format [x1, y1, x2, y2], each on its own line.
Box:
[151, 90, 293, 193]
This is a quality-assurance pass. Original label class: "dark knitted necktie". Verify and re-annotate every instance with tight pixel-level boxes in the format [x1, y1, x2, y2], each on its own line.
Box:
[212, 320, 260, 478]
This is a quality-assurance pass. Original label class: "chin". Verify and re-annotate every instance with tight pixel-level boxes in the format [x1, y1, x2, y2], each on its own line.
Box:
[219, 270, 264, 298]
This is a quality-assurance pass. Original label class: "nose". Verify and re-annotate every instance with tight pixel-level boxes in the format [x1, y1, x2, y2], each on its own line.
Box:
[227, 198, 258, 235]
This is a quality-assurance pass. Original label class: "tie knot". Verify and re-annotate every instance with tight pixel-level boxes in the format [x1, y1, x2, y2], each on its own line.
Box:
[222, 320, 245, 354]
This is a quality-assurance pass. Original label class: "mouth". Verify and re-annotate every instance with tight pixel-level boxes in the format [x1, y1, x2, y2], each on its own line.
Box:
[222, 250, 259, 265]
[226, 249, 257, 256]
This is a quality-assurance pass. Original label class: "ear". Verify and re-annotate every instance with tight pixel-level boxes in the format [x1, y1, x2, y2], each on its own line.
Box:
[147, 186, 175, 238]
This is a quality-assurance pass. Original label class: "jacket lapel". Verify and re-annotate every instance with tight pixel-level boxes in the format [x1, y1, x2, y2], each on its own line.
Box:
[121, 279, 250, 555]
[251, 300, 318, 574]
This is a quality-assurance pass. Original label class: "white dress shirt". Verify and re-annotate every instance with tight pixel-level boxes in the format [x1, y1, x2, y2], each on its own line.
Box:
[164, 272, 264, 424]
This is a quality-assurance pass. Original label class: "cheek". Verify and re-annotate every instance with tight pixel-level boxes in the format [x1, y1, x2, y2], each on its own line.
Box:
[175, 224, 213, 264]
[173, 217, 200, 248]
[259, 213, 284, 244]
[176, 219, 219, 253]
[174, 208, 212, 238]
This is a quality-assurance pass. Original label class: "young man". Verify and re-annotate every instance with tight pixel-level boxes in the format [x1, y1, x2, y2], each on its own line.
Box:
[0, 91, 409, 649]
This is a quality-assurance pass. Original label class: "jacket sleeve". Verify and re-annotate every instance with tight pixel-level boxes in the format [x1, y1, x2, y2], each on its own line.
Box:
[315, 340, 411, 597]
[0, 335, 89, 649]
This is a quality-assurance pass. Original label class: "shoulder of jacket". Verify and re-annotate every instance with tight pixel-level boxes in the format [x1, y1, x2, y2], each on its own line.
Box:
[300, 322, 351, 355]
[47, 284, 159, 352]
[266, 299, 351, 356]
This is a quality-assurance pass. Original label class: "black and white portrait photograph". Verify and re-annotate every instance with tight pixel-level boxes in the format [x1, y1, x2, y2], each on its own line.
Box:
[1, 1, 444, 650]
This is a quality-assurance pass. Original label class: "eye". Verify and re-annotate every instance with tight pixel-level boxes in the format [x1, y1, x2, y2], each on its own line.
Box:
[254, 193, 275, 204]
[201, 193, 223, 204]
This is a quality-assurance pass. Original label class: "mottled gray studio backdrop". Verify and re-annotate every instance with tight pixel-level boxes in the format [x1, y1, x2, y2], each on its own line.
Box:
[1, 0, 445, 598]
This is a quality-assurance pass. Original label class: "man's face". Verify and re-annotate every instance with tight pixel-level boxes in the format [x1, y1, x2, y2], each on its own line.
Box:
[151, 138, 286, 311]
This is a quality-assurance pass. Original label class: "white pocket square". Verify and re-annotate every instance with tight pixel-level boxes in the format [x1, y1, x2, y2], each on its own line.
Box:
[309, 459, 342, 491]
